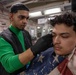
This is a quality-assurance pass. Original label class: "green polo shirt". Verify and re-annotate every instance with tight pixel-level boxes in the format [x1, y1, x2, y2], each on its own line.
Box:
[0, 25, 26, 73]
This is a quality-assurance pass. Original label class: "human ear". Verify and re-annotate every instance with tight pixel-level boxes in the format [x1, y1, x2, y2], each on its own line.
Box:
[9, 13, 14, 21]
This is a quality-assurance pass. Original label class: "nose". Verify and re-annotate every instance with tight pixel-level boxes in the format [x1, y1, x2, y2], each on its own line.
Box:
[22, 18, 28, 24]
[53, 36, 60, 44]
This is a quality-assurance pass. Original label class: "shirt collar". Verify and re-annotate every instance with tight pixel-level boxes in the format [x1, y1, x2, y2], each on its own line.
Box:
[9, 25, 21, 34]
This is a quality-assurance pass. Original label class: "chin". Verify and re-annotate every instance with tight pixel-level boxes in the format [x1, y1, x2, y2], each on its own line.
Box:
[18, 27, 24, 30]
[55, 51, 63, 55]
[55, 52, 67, 56]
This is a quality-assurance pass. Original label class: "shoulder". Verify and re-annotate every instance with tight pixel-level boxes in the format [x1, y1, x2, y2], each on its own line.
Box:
[23, 30, 31, 38]
[31, 47, 54, 63]
[26, 47, 54, 74]
[23, 30, 30, 36]
[41, 47, 54, 55]
[0, 28, 12, 37]
[23, 30, 32, 44]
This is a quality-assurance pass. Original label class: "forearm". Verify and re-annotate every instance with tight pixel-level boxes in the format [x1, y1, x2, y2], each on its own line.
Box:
[19, 48, 34, 65]
[0, 42, 34, 73]
[1, 54, 24, 73]
[0, 38, 34, 73]
[0, 34, 52, 73]
[1, 49, 34, 73]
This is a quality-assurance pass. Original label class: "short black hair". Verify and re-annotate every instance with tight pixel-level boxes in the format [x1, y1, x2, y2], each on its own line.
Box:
[10, 3, 29, 13]
[50, 12, 76, 32]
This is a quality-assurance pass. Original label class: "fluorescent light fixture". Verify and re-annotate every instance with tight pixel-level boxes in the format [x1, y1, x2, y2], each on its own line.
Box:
[49, 13, 61, 17]
[44, 8, 61, 15]
[29, 11, 42, 18]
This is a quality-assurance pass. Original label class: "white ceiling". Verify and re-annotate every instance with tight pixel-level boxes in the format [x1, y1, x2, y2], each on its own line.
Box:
[0, 0, 71, 21]
[0, 0, 69, 9]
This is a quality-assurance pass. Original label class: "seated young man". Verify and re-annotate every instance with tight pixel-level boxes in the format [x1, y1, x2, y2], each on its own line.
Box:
[25, 12, 76, 75]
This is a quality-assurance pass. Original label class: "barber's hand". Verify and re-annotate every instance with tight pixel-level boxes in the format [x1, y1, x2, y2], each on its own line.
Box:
[30, 34, 53, 56]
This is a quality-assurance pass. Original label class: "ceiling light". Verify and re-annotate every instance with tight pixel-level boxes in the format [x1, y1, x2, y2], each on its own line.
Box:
[29, 11, 42, 18]
[49, 13, 61, 17]
[44, 8, 61, 15]
[37, 26, 41, 29]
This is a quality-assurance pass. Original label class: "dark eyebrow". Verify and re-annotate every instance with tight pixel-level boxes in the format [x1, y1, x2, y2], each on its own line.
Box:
[18, 15, 29, 19]
[60, 33, 69, 35]
[52, 32, 70, 35]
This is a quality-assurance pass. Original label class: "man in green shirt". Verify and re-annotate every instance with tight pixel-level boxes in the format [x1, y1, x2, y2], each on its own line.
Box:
[0, 3, 52, 75]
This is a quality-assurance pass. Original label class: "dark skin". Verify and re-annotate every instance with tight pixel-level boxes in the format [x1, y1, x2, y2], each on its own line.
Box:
[10, 10, 29, 30]
[9, 10, 34, 65]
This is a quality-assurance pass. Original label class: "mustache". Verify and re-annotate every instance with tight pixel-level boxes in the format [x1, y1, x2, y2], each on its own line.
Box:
[53, 44, 62, 48]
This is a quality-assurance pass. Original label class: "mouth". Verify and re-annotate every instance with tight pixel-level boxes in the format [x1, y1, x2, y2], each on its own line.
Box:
[54, 47, 60, 51]
[22, 24, 26, 26]
[54, 46, 61, 51]
[21, 25, 26, 27]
